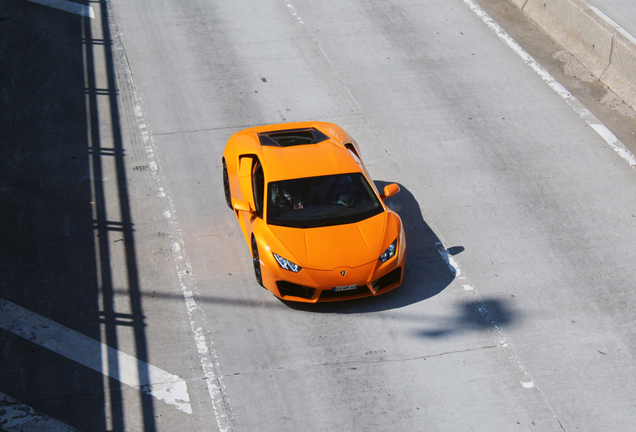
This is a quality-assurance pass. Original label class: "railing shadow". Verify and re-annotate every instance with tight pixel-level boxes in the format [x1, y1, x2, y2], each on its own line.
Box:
[0, 1, 154, 430]
[284, 181, 460, 313]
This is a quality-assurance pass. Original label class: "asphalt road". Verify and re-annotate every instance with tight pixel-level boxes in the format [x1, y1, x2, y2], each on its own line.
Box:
[1, 0, 636, 431]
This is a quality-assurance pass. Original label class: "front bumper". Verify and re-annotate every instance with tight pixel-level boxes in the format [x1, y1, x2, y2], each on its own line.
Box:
[260, 250, 405, 303]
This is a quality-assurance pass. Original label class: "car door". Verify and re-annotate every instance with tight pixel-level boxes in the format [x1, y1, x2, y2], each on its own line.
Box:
[237, 155, 266, 244]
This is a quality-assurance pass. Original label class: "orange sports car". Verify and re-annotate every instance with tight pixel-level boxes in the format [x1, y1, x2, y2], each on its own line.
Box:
[222, 121, 405, 303]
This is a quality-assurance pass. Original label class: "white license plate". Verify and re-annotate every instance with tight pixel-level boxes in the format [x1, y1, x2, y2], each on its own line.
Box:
[332, 284, 357, 292]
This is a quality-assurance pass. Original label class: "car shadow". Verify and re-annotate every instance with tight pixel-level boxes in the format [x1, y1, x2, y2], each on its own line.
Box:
[411, 297, 517, 338]
[283, 181, 461, 313]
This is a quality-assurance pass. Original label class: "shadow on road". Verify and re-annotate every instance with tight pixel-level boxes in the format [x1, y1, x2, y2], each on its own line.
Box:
[413, 298, 517, 338]
[282, 182, 519, 334]
[0, 1, 155, 430]
[284, 181, 460, 313]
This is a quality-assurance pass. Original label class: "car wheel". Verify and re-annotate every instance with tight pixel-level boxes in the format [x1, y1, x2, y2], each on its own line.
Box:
[252, 237, 263, 287]
[222, 158, 232, 209]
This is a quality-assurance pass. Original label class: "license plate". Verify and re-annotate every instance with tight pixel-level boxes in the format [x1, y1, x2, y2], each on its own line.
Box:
[332, 284, 357, 292]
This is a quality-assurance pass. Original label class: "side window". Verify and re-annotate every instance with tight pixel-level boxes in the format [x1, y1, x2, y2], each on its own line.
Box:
[252, 158, 265, 218]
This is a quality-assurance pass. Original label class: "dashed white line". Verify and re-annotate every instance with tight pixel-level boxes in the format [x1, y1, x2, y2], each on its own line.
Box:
[436, 243, 461, 279]
[286, 3, 304, 24]
[460, 0, 615, 416]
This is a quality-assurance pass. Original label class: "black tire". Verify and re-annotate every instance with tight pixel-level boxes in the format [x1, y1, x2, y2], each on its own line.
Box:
[252, 237, 264, 287]
[222, 158, 232, 209]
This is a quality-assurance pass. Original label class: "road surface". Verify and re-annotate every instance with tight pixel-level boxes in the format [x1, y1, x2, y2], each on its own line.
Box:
[1, 0, 635, 431]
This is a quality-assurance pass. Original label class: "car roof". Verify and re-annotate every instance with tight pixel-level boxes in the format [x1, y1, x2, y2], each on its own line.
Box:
[234, 121, 363, 182]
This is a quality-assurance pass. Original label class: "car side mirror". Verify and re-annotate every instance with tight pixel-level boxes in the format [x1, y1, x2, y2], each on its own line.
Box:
[380, 183, 400, 200]
[233, 200, 253, 213]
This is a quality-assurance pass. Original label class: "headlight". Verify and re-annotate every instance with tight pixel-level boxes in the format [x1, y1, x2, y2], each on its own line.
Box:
[378, 239, 397, 263]
[273, 253, 302, 273]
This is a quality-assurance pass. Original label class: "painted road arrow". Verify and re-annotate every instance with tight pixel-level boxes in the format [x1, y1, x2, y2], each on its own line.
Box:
[26, 0, 95, 18]
[0, 298, 192, 414]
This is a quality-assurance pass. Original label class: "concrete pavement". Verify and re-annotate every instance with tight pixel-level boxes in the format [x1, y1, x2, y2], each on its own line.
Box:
[509, 0, 636, 109]
[588, 0, 636, 37]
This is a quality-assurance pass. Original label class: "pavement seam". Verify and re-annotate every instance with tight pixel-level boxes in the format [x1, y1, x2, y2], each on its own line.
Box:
[222, 345, 500, 377]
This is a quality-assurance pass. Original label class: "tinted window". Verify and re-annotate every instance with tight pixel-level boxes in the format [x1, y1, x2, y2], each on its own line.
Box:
[267, 173, 383, 228]
[258, 127, 329, 147]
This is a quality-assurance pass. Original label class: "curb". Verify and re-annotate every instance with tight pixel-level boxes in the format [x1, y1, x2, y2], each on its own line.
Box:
[509, 0, 636, 109]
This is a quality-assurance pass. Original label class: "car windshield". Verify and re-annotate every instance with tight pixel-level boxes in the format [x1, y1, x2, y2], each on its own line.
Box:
[267, 173, 383, 228]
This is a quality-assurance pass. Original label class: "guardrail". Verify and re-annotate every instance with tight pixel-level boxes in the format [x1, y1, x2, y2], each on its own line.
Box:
[510, 0, 636, 109]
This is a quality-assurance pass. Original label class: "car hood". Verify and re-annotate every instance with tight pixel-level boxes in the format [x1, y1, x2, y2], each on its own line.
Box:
[268, 213, 387, 270]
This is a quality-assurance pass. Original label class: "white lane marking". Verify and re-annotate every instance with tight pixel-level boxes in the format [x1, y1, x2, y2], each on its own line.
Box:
[0, 391, 79, 432]
[27, 0, 95, 18]
[104, 3, 235, 429]
[438, 238, 538, 391]
[463, 0, 636, 171]
[436, 242, 460, 278]
[141, 119, 234, 432]
[286, 3, 304, 24]
[586, 3, 636, 45]
[0, 299, 192, 414]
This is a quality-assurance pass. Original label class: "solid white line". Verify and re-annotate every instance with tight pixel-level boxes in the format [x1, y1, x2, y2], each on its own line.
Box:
[141, 105, 236, 432]
[586, 4, 636, 45]
[27, 0, 95, 18]
[0, 391, 79, 432]
[105, 4, 235, 430]
[460, 0, 624, 422]
[0, 299, 192, 414]
[463, 0, 636, 170]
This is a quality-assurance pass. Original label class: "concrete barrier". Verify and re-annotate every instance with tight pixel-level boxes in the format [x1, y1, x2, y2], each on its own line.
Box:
[509, 0, 636, 109]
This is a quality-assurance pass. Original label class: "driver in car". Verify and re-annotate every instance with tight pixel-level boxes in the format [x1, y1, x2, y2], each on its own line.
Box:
[272, 184, 304, 209]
